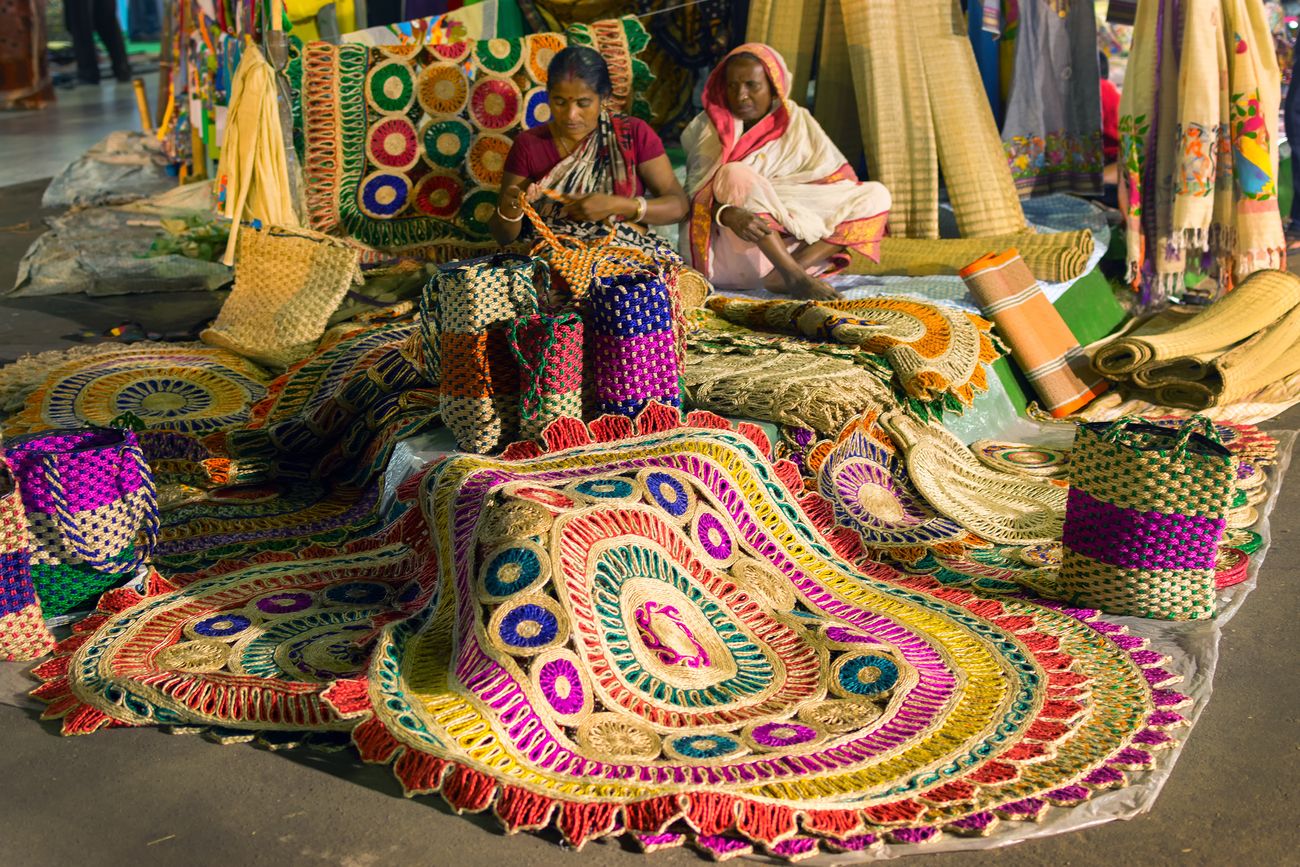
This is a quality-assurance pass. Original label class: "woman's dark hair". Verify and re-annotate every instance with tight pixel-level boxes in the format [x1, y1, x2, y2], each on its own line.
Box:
[547, 45, 613, 98]
[1098, 50, 1110, 81]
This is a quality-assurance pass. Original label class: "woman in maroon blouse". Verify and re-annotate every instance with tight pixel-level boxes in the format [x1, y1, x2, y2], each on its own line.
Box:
[489, 46, 689, 254]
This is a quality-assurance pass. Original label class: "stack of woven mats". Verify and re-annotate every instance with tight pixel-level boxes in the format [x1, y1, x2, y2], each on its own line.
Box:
[1092, 270, 1300, 414]
[0, 312, 436, 575]
[26, 403, 1211, 859]
[687, 295, 1002, 430]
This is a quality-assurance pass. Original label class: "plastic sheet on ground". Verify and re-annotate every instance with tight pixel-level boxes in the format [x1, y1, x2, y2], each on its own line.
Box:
[40, 130, 176, 210]
[10, 182, 230, 297]
[369, 414, 1293, 863]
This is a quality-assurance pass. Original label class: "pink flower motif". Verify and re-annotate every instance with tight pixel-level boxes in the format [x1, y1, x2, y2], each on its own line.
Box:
[1243, 116, 1263, 133]
[1236, 38, 1248, 54]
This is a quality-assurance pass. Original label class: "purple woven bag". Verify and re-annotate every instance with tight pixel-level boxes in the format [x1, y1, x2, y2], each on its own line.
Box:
[4, 428, 158, 616]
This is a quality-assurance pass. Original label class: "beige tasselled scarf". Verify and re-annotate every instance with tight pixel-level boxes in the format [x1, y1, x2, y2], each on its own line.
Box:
[215, 47, 300, 266]
[1118, 0, 1284, 303]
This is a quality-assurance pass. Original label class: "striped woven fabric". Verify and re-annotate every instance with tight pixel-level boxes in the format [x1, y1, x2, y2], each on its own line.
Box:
[1056, 418, 1236, 620]
[960, 249, 1108, 417]
[511, 312, 584, 441]
[433, 255, 542, 453]
[0, 459, 55, 661]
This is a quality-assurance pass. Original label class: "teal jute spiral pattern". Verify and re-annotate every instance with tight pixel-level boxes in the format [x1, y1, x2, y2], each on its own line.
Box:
[1055, 417, 1237, 620]
[4, 428, 158, 617]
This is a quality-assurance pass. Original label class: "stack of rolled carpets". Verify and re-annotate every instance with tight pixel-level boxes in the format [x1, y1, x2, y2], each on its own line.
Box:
[1091, 270, 1300, 410]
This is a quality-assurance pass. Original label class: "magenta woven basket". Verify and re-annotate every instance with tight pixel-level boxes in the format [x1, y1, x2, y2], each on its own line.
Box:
[588, 270, 682, 418]
[4, 428, 158, 617]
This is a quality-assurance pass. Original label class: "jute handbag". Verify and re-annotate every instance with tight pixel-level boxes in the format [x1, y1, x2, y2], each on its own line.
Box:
[510, 312, 584, 441]
[588, 269, 682, 418]
[432, 254, 545, 453]
[1057, 416, 1236, 620]
[0, 459, 56, 661]
[202, 224, 363, 369]
[4, 428, 159, 617]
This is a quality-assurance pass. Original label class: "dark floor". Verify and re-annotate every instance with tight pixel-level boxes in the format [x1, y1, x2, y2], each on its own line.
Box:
[0, 127, 1297, 866]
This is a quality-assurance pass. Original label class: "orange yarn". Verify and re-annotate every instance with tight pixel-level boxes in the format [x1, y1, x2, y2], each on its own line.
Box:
[518, 192, 656, 299]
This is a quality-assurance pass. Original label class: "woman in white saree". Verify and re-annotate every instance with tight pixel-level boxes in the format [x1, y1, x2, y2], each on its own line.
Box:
[681, 43, 891, 300]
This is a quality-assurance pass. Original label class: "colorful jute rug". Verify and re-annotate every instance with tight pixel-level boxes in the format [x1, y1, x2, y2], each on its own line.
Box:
[33, 406, 1193, 859]
[2, 344, 272, 438]
[218, 318, 440, 488]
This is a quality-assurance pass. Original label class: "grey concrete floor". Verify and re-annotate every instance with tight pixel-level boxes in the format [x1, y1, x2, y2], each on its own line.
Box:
[0, 71, 162, 187]
[0, 101, 1297, 867]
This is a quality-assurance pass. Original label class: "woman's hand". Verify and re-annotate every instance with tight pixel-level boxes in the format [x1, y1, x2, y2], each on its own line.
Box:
[719, 206, 771, 243]
[560, 193, 621, 223]
[497, 182, 540, 217]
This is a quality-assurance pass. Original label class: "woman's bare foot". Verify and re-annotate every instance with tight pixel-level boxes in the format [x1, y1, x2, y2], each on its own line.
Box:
[786, 272, 839, 300]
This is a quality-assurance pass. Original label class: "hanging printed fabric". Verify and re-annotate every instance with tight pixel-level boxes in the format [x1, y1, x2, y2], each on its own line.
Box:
[0, 459, 56, 661]
[1118, 0, 1283, 303]
[1055, 417, 1235, 620]
[1000, 0, 1103, 196]
[433, 255, 544, 453]
[3, 428, 158, 617]
[588, 270, 682, 418]
[510, 312, 584, 441]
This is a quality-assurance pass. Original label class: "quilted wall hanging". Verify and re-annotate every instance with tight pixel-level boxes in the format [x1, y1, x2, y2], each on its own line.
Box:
[299, 18, 651, 258]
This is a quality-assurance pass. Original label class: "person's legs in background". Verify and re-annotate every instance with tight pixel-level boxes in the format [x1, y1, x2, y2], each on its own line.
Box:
[65, 0, 101, 83]
[66, 0, 131, 84]
[92, 0, 132, 82]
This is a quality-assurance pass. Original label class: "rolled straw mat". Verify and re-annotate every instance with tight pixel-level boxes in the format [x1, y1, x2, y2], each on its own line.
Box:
[960, 248, 1108, 417]
[1153, 302, 1300, 409]
[1092, 270, 1300, 378]
[845, 230, 1094, 283]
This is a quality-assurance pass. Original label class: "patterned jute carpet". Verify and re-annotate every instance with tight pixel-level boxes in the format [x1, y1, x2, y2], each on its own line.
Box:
[22, 396, 1197, 860]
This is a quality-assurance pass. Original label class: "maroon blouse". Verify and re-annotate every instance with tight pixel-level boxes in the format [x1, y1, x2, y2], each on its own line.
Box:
[502, 118, 666, 196]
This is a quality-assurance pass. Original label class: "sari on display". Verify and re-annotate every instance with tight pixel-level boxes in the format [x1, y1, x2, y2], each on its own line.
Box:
[680, 43, 890, 289]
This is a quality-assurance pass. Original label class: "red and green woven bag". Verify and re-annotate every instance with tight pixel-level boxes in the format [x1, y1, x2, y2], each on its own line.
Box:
[510, 311, 584, 441]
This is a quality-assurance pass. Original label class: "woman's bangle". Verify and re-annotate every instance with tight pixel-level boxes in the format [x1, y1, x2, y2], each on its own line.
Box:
[715, 203, 732, 223]
[633, 196, 648, 223]
[496, 203, 524, 223]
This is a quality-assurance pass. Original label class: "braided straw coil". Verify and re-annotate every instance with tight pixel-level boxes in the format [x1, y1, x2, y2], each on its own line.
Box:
[1092, 270, 1300, 378]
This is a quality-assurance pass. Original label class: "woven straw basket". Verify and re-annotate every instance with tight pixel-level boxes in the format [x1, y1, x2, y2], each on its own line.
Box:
[1055, 416, 1236, 620]
[203, 225, 362, 369]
